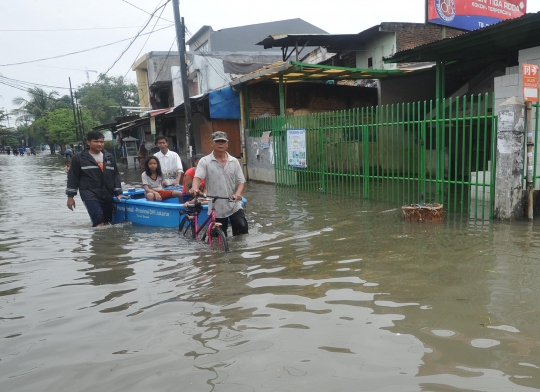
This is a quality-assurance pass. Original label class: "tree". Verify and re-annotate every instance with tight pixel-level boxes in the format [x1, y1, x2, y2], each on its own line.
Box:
[76, 74, 138, 124]
[34, 108, 96, 149]
[12, 87, 59, 124]
[1, 109, 15, 147]
[11, 87, 67, 148]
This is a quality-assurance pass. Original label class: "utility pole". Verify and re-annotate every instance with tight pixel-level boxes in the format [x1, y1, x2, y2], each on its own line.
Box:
[76, 102, 85, 150]
[68, 78, 81, 150]
[76, 98, 85, 139]
[172, 0, 195, 165]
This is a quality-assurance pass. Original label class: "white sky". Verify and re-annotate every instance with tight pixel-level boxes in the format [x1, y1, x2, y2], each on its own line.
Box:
[1, 0, 539, 115]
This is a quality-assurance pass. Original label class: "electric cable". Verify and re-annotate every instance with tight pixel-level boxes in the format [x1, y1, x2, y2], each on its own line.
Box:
[124, 0, 168, 78]
[0, 24, 173, 67]
[104, 0, 171, 75]
[184, 28, 231, 84]
[0, 25, 170, 32]
[0, 75, 70, 90]
[120, 0, 174, 23]
[152, 36, 177, 83]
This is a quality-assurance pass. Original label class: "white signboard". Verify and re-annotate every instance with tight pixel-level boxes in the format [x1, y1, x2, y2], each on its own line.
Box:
[287, 129, 307, 168]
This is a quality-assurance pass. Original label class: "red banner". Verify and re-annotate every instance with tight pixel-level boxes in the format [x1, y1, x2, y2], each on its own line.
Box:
[427, 0, 527, 30]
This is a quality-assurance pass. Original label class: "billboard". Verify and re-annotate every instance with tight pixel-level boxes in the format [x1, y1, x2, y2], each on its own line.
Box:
[427, 0, 527, 31]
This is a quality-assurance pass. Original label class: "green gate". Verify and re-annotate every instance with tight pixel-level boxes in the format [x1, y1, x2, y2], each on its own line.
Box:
[249, 94, 497, 219]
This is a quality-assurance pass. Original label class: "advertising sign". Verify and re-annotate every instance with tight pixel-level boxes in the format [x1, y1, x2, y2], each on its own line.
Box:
[522, 63, 539, 102]
[287, 129, 307, 169]
[427, 0, 527, 31]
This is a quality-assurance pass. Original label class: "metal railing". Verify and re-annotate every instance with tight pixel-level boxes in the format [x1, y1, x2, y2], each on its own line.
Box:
[249, 94, 497, 220]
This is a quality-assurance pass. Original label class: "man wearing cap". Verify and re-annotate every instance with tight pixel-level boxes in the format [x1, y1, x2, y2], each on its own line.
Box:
[190, 131, 248, 236]
[154, 135, 183, 187]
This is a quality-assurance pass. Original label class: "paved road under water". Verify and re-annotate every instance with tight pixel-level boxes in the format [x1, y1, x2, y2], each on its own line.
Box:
[1, 153, 540, 391]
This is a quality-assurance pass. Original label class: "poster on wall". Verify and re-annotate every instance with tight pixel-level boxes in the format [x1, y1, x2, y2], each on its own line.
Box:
[261, 131, 271, 148]
[522, 63, 539, 103]
[287, 129, 307, 169]
[427, 0, 527, 31]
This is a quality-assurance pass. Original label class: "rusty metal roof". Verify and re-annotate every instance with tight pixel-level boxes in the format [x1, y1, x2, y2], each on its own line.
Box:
[230, 61, 431, 86]
[386, 12, 540, 64]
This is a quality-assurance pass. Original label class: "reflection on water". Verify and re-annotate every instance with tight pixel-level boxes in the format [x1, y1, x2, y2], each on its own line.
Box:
[0, 153, 540, 391]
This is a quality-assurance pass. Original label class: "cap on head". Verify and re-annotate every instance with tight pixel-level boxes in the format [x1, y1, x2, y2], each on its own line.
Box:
[211, 131, 228, 142]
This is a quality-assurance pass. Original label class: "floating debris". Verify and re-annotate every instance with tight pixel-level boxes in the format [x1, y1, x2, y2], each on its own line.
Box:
[402, 203, 444, 222]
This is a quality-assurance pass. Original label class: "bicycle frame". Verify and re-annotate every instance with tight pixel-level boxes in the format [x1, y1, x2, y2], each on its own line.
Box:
[193, 208, 220, 245]
[184, 195, 229, 247]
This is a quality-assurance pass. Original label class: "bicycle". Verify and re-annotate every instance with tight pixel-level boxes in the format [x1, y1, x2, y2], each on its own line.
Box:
[179, 194, 231, 252]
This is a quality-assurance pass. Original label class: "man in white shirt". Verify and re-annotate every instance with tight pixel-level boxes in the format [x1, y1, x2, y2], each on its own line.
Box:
[190, 131, 248, 236]
[154, 135, 184, 187]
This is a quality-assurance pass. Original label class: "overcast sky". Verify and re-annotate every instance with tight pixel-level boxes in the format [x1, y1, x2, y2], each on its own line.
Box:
[1, 0, 539, 117]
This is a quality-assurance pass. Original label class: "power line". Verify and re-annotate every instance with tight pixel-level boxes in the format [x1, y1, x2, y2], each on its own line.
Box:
[0, 25, 170, 32]
[152, 36, 177, 82]
[0, 75, 70, 90]
[0, 79, 63, 101]
[184, 27, 231, 84]
[124, 0, 168, 78]
[104, 0, 171, 75]
[121, 0, 174, 23]
[0, 24, 173, 67]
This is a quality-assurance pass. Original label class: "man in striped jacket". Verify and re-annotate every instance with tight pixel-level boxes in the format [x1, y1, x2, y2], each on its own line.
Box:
[66, 130, 125, 227]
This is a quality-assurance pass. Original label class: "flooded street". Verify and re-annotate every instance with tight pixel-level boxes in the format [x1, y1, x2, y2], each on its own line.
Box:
[1, 152, 540, 391]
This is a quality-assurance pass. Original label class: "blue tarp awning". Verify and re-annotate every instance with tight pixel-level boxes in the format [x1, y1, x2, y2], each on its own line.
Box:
[209, 87, 240, 119]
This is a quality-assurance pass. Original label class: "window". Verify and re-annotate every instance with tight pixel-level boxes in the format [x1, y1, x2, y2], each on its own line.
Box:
[367, 57, 373, 68]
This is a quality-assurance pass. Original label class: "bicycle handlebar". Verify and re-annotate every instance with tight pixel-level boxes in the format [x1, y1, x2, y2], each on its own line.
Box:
[195, 192, 234, 202]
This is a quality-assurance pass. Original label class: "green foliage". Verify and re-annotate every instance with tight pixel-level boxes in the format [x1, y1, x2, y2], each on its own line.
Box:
[12, 87, 60, 125]
[35, 108, 96, 145]
[76, 74, 138, 124]
[8, 74, 136, 147]
[0, 109, 18, 146]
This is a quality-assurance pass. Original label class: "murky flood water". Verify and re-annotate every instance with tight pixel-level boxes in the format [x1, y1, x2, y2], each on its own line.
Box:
[1, 152, 540, 391]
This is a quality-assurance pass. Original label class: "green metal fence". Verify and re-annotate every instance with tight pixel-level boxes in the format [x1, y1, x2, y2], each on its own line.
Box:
[249, 94, 497, 219]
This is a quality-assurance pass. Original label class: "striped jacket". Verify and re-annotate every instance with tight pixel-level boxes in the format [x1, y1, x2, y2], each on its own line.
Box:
[66, 150, 123, 201]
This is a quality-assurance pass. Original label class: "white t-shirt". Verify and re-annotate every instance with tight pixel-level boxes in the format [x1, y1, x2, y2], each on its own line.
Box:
[154, 149, 183, 185]
[141, 172, 164, 190]
[90, 151, 104, 171]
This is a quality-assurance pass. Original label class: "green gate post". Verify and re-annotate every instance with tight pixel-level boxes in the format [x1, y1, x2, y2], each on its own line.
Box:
[420, 110, 427, 203]
[362, 124, 370, 199]
[435, 59, 446, 203]
[319, 113, 325, 192]
[279, 76, 285, 117]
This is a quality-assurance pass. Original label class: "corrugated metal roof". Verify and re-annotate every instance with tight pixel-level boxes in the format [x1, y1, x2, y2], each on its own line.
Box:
[231, 61, 431, 86]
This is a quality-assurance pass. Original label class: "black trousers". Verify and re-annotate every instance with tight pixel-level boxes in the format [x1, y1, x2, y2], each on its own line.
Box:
[215, 209, 248, 236]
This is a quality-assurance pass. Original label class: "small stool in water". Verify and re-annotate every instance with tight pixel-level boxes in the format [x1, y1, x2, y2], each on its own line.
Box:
[402, 203, 444, 222]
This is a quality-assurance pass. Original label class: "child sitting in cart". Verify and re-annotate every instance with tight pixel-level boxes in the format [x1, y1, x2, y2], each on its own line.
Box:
[142, 156, 183, 202]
